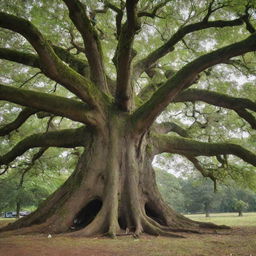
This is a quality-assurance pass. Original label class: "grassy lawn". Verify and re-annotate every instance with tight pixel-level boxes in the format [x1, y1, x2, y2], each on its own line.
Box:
[0, 218, 15, 229]
[0, 213, 256, 256]
[186, 212, 256, 227]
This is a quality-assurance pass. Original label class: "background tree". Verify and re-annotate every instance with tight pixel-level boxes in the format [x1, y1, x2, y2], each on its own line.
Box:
[155, 168, 185, 212]
[0, 0, 256, 238]
[156, 171, 256, 215]
[181, 177, 221, 217]
[233, 199, 249, 216]
[0, 148, 73, 218]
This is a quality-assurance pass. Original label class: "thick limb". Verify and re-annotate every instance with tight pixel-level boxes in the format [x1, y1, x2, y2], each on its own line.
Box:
[174, 89, 256, 129]
[133, 16, 245, 79]
[0, 108, 37, 136]
[63, 0, 108, 91]
[114, 0, 140, 111]
[0, 48, 39, 68]
[152, 134, 256, 167]
[0, 12, 104, 107]
[0, 127, 85, 165]
[131, 34, 256, 134]
[152, 122, 189, 137]
[0, 84, 99, 125]
[0, 46, 89, 77]
[0, 47, 116, 94]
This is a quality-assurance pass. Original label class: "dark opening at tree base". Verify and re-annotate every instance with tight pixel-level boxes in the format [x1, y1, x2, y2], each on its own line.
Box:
[145, 203, 167, 226]
[71, 199, 102, 230]
[118, 217, 127, 230]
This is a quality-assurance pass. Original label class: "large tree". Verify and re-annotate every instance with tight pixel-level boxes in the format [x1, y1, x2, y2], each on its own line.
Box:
[0, 0, 256, 237]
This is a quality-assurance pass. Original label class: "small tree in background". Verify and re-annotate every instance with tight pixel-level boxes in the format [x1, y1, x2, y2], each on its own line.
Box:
[233, 199, 249, 216]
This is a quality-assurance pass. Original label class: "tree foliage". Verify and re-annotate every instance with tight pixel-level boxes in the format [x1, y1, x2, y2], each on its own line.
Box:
[156, 170, 256, 215]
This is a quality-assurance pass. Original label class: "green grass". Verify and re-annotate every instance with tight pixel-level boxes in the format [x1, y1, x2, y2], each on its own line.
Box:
[1, 213, 256, 256]
[185, 212, 256, 226]
[0, 218, 15, 229]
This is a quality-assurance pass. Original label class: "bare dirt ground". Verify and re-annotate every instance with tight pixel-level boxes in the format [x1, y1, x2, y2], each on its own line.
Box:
[0, 225, 256, 256]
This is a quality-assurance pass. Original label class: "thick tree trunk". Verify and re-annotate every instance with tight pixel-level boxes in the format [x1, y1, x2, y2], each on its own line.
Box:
[0, 114, 226, 237]
[205, 202, 210, 218]
[16, 202, 20, 219]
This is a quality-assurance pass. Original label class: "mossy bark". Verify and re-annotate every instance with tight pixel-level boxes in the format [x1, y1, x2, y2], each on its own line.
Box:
[0, 114, 224, 237]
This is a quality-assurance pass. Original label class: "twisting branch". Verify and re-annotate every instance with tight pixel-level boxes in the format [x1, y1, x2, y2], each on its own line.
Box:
[0, 108, 37, 136]
[0, 46, 90, 78]
[153, 121, 218, 187]
[69, 28, 86, 53]
[133, 16, 245, 79]
[152, 122, 189, 137]
[242, 4, 256, 34]
[185, 155, 217, 191]
[114, 0, 140, 111]
[235, 109, 256, 129]
[0, 12, 103, 107]
[0, 84, 100, 125]
[0, 48, 40, 68]
[137, 67, 176, 102]
[137, 82, 163, 102]
[202, 0, 229, 22]
[19, 72, 42, 88]
[138, 0, 169, 18]
[152, 134, 256, 167]
[105, 1, 124, 38]
[131, 33, 256, 134]
[174, 88, 256, 129]
[18, 147, 48, 186]
[63, 0, 108, 92]
[0, 165, 9, 175]
[0, 127, 86, 166]
[52, 45, 90, 77]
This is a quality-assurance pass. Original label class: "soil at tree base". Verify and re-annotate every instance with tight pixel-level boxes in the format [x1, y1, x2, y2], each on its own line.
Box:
[0, 225, 256, 256]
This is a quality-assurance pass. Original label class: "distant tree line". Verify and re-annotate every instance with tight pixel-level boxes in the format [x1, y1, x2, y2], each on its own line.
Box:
[156, 168, 256, 216]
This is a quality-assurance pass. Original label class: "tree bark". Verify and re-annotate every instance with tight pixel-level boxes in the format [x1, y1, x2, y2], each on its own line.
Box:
[0, 114, 224, 237]
[16, 202, 21, 219]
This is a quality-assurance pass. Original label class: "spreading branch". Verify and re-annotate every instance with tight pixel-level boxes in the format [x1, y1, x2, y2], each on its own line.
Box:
[105, 1, 124, 38]
[131, 33, 256, 134]
[138, 0, 169, 18]
[133, 17, 245, 79]
[0, 48, 40, 68]
[52, 45, 90, 77]
[0, 12, 104, 107]
[152, 122, 189, 137]
[114, 0, 140, 111]
[63, 0, 108, 92]
[18, 147, 48, 185]
[185, 155, 217, 191]
[0, 46, 90, 78]
[0, 84, 99, 125]
[242, 5, 256, 34]
[0, 108, 37, 136]
[0, 127, 86, 166]
[174, 89, 256, 129]
[152, 134, 256, 167]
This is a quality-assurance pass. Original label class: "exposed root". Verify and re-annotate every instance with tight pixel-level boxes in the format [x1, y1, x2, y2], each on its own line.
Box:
[142, 213, 203, 235]
[141, 217, 185, 238]
[198, 221, 231, 230]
